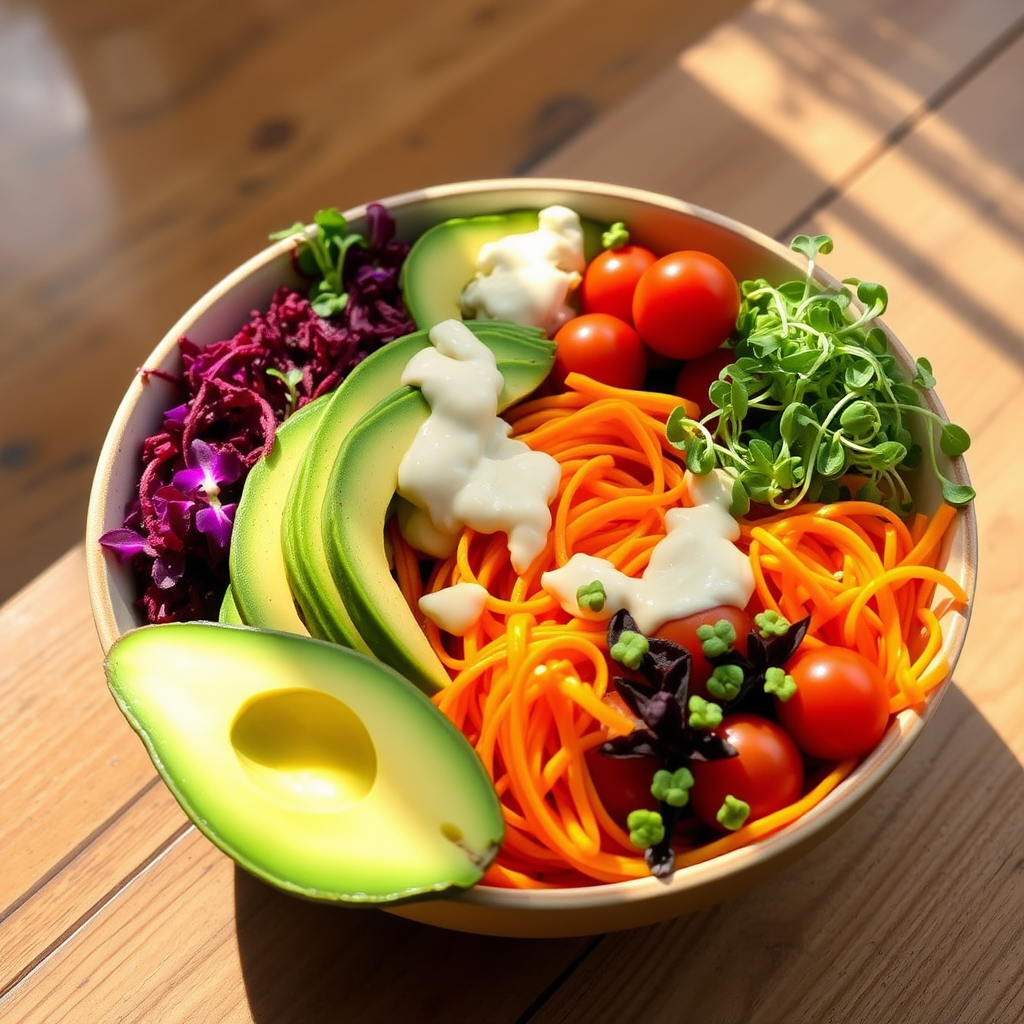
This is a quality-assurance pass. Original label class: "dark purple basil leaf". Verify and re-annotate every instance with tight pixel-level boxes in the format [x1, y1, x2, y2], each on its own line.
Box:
[687, 732, 738, 762]
[645, 837, 676, 879]
[610, 676, 654, 718]
[598, 733, 661, 759]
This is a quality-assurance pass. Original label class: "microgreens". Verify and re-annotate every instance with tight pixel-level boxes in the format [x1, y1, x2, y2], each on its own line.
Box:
[665, 234, 975, 513]
[271, 208, 367, 318]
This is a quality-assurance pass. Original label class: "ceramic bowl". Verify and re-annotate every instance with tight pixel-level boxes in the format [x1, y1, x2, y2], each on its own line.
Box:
[86, 178, 977, 938]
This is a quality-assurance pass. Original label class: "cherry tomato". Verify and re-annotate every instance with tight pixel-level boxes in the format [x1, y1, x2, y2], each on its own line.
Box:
[689, 714, 804, 832]
[581, 244, 658, 325]
[553, 313, 647, 390]
[632, 251, 741, 360]
[585, 688, 661, 824]
[586, 748, 661, 825]
[777, 646, 891, 761]
[652, 606, 751, 698]
[673, 346, 736, 415]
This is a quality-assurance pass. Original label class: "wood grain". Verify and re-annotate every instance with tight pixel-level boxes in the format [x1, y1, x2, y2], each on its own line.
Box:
[2, 0, 1024, 1019]
[0, 828, 594, 1023]
[0, 0, 747, 605]
[0, 548, 160, 915]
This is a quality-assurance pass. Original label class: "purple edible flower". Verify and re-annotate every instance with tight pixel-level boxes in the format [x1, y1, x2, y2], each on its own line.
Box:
[101, 204, 415, 623]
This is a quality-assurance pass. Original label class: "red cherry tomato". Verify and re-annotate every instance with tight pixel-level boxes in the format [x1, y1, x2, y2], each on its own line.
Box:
[585, 688, 661, 824]
[689, 714, 804, 832]
[673, 346, 736, 415]
[586, 749, 661, 825]
[581, 244, 658, 325]
[632, 251, 741, 360]
[777, 646, 891, 761]
[652, 606, 751, 698]
[553, 313, 647, 390]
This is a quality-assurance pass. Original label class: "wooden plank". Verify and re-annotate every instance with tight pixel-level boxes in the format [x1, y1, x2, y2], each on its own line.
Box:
[0, 827, 594, 1024]
[0, 548, 160, 911]
[0, 782, 188, 993]
[535, 0, 1024, 238]
[0, 0, 747, 605]
[3, 0, 1023, 1018]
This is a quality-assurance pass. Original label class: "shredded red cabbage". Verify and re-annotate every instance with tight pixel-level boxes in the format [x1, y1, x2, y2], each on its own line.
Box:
[100, 203, 413, 623]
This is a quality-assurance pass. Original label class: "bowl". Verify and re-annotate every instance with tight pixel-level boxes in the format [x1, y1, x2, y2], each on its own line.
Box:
[86, 178, 977, 937]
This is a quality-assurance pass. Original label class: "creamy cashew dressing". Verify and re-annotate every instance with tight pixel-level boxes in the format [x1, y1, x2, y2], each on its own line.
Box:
[458, 206, 586, 337]
[540, 468, 755, 636]
[418, 582, 489, 636]
[397, 318, 561, 581]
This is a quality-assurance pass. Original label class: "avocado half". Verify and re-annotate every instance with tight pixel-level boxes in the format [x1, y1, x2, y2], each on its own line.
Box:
[400, 209, 605, 329]
[106, 621, 504, 903]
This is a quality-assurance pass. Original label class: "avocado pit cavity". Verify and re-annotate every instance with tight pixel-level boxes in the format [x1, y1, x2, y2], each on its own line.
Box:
[231, 688, 377, 812]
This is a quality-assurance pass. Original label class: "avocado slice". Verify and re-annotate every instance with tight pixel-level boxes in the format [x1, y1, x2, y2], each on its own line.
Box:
[400, 209, 606, 329]
[284, 321, 554, 654]
[321, 323, 555, 695]
[218, 586, 243, 624]
[230, 394, 330, 636]
[105, 621, 504, 903]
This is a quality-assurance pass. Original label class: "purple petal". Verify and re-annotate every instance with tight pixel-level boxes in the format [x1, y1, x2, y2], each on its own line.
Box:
[153, 552, 185, 589]
[195, 502, 236, 550]
[98, 527, 150, 561]
[171, 465, 207, 495]
[152, 487, 195, 543]
[164, 403, 188, 427]
[189, 437, 242, 488]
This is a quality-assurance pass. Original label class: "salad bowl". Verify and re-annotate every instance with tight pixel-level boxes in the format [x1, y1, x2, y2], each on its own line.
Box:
[86, 178, 977, 937]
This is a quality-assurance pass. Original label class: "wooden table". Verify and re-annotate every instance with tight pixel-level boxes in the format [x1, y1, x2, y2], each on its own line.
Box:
[2, 0, 1023, 1020]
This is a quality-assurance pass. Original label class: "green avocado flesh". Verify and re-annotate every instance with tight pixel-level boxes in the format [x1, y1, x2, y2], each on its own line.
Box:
[105, 621, 504, 903]
[218, 585, 243, 624]
[400, 209, 605, 329]
[320, 325, 555, 696]
[284, 321, 554, 672]
[230, 395, 329, 636]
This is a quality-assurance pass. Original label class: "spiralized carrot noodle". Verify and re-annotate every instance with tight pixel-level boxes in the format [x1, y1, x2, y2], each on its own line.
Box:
[739, 500, 966, 714]
[391, 376, 968, 886]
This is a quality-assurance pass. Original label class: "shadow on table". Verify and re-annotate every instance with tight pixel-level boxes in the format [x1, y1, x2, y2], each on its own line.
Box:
[232, 859, 593, 1024]
[234, 682, 1024, 1023]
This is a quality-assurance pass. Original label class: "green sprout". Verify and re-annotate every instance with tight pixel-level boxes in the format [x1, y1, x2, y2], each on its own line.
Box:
[651, 767, 695, 808]
[707, 663, 744, 701]
[717, 795, 751, 831]
[576, 580, 607, 613]
[764, 666, 797, 701]
[626, 809, 665, 849]
[664, 234, 975, 513]
[697, 619, 738, 658]
[688, 695, 723, 730]
[611, 629, 649, 670]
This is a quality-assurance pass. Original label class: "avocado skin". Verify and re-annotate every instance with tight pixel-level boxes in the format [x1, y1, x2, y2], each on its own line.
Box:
[230, 394, 330, 636]
[320, 323, 555, 695]
[105, 621, 505, 903]
[400, 209, 605, 329]
[285, 321, 554, 661]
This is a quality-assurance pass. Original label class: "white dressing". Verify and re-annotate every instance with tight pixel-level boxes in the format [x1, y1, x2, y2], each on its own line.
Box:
[397, 319, 560, 573]
[540, 469, 754, 635]
[459, 206, 585, 336]
[419, 583, 489, 636]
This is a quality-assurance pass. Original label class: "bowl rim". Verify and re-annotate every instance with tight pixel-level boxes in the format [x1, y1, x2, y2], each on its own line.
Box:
[85, 176, 979, 926]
